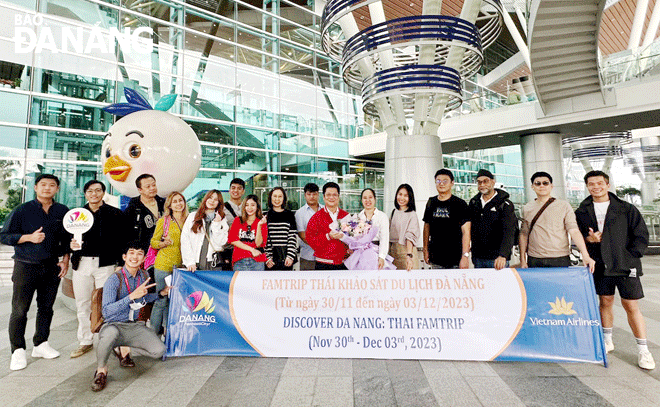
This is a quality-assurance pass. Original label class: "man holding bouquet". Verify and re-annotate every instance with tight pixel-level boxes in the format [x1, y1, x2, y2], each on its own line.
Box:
[306, 182, 349, 270]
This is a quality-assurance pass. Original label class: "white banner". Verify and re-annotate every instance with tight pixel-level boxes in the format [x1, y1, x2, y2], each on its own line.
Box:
[230, 269, 526, 360]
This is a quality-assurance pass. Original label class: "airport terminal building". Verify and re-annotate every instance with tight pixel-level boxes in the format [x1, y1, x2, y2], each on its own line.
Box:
[0, 0, 657, 216]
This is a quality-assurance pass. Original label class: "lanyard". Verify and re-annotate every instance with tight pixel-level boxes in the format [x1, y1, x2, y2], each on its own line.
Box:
[120, 268, 141, 293]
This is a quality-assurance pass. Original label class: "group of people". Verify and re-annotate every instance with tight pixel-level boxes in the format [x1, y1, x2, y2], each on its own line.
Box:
[0, 166, 655, 393]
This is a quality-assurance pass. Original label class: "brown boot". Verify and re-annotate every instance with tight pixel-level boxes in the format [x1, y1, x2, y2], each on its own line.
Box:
[91, 371, 107, 392]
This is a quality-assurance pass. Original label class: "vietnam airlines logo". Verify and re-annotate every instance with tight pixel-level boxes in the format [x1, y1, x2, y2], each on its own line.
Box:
[69, 211, 89, 223]
[548, 297, 577, 316]
[186, 291, 215, 314]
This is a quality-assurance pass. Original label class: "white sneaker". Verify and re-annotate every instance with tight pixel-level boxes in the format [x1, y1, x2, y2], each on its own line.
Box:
[604, 339, 614, 353]
[31, 342, 60, 359]
[638, 350, 656, 370]
[10, 349, 27, 371]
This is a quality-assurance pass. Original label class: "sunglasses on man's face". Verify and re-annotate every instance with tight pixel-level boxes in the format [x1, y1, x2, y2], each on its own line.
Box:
[533, 181, 551, 186]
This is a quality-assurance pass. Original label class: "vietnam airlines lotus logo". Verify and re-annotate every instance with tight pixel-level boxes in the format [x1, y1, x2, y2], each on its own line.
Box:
[548, 297, 577, 316]
[68, 211, 89, 223]
[186, 291, 215, 314]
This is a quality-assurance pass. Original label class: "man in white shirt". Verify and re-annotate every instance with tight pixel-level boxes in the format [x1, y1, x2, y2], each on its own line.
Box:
[295, 183, 323, 270]
[575, 170, 654, 370]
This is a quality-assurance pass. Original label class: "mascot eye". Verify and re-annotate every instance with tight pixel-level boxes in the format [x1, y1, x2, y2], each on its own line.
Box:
[105, 148, 111, 158]
[128, 144, 141, 158]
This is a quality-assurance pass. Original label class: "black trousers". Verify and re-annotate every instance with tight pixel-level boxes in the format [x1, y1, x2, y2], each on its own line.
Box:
[9, 260, 61, 352]
[527, 255, 571, 268]
[266, 247, 294, 271]
[314, 262, 347, 271]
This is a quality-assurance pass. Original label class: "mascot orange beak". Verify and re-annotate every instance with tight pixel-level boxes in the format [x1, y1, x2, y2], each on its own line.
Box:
[103, 155, 132, 182]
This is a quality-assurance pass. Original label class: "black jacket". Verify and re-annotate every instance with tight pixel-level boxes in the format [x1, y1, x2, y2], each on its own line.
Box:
[70, 203, 126, 270]
[468, 189, 518, 260]
[124, 196, 165, 252]
[575, 192, 648, 277]
[0, 199, 70, 263]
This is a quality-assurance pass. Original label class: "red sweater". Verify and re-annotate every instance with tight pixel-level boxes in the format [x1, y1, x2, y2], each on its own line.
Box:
[228, 218, 268, 264]
[306, 207, 349, 265]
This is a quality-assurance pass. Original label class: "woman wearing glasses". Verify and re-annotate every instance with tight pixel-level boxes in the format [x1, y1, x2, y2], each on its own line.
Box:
[228, 194, 268, 271]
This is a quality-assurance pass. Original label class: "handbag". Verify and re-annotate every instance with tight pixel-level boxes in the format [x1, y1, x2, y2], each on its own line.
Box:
[202, 221, 223, 269]
[144, 216, 171, 269]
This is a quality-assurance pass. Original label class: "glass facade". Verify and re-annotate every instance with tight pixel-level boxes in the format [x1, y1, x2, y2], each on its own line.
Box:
[443, 145, 525, 208]
[0, 0, 382, 219]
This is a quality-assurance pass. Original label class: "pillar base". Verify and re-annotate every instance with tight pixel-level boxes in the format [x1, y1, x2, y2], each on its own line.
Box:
[521, 132, 566, 201]
[385, 133, 444, 237]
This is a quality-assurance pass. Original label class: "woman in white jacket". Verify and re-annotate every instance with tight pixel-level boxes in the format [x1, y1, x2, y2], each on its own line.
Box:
[181, 190, 230, 271]
[359, 188, 391, 269]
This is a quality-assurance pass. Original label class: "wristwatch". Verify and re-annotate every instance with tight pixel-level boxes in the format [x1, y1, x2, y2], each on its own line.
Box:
[463, 252, 470, 258]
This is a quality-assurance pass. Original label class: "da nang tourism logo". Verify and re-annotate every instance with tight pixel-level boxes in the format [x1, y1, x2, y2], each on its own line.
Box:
[69, 210, 88, 224]
[13, 13, 153, 54]
[179, 291, 217, 326]
[529, 296, 600, 327]
[63, 208, 94, 243]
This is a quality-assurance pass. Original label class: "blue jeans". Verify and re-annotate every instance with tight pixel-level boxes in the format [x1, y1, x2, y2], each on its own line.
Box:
[150, 268, 169, 334]
[233, 258, 265, 271]
[472, 258, 509, 269]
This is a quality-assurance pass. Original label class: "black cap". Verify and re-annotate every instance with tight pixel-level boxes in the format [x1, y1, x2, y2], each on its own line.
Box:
[476, 169, 494, 180]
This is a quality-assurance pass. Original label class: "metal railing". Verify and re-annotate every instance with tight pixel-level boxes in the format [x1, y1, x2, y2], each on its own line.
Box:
[600, 41, 660, 87]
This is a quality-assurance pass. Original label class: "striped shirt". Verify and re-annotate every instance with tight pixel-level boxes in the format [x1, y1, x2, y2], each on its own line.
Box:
[265, 209, 298, 261]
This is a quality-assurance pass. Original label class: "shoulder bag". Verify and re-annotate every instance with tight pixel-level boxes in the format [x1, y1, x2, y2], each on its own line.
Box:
[526, 197, 555, 251]
[202, 221, 223, 269]
[144, 216, 171, 269]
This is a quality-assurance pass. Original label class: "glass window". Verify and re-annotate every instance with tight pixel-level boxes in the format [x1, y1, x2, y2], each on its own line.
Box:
[22, 160, 103, 208]
[237, 65, 278, 97]
[0, 92, 29, 123]
[0, 63, 30, 91]
[279, 132, 314, 154]
[280, 153, 313, 174]
[317, 137, 348, 158]
[183, 169, 233, 205]
[27, 129, 104, 162]
[280, 77, 313, 104]
[280, 100, 315, 132]
[235, 126, 275, 150]
[189, 121, 234, 145]
[5, 0, 36, 9]
[280, 42, 313, 68]
[194, 83, 237, 122]
[235, 93, 278, 127]
[41, 0, 118, 26]
[31, 98, 112, 132]
[32, 68, 117, 104]
[0, 126, 27, 157]
[316, 158, 347, 178]
[200, 145, 234, 169]
[281, 26, 317, 50]
[236, 148, 278, 173]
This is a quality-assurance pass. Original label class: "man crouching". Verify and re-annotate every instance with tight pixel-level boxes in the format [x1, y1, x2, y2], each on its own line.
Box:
[92, 241, 169, 391]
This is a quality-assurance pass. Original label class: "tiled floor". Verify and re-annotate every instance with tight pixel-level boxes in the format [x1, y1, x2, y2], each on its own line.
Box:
[1, 258, 659, 406]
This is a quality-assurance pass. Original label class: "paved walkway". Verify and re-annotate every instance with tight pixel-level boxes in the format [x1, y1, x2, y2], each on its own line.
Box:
[0, 259, 659, 407]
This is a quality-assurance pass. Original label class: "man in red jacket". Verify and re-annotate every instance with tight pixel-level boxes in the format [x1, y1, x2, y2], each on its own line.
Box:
[306, 182, 349, 270]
